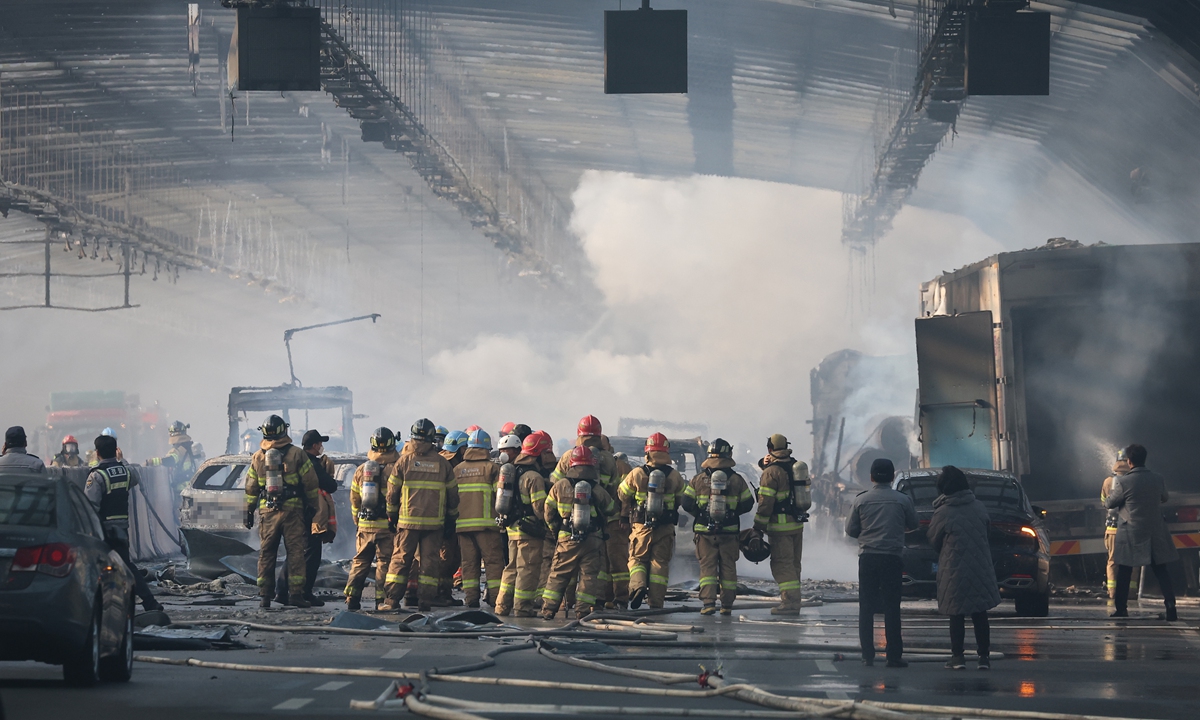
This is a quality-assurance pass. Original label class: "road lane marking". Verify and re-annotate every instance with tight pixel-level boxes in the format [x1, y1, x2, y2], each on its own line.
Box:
[382, 648, 411, 659]
[826, 691, 850, 699]
[815, 660, 838, 673]
[272, 699, 313, 710]
[315, 681, 352, 691]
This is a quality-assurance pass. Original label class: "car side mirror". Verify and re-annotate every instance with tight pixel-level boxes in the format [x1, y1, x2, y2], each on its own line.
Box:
[1031, 505, 1047, 519]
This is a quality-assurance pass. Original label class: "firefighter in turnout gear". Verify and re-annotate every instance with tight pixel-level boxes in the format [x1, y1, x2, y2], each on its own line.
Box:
[85, 434, 162, 612]
[619, 433, 686, 609]
[243, 415, 320, 608]
[541, 446, 615, 619]
[1102, 450, 1135, 600]
[345, 427, 400, 610]
[551, 416, 627, 607]
[51, 435, 86, 468]
[382, 419, 458, 612]
[495, 431, 554, 616]
[601, 434, 633, 608]
[455, 429, 506, 608]
[682, 438, 755, 615]
[146, 420, 201, 495]
[755, 433, 811, 615]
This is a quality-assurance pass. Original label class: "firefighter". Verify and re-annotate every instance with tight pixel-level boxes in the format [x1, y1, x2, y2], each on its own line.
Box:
[495, 431, 554, 617]
[146, 421, 201, 493]
[541, 446, 616, 619]
[345, 427, 400, 610]
[551, 416, 625, 606]
[1102, 450, 1134, 600]
[496, 433, 522, 465]
[51, 435, 86, 468]
[754, 433, 811, 616]
[382, 419, 458, 612]
[434, 425, 450, 449]
[601, 434, 632, 608]
[84, 435, 162, 612]
[243, 415, 320, 608]
[619, 433, 685, 609]
[428, 429, 468, 606]
[275, 429, 339, 606]
[455, 428, 506, 608]
[682, 438, 755, 615]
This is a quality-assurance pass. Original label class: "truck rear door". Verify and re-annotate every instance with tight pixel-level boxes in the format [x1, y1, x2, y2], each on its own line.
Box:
[916, 312, 998, 470]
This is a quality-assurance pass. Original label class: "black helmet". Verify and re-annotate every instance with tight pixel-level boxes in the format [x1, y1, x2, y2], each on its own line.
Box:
[259, 415, 288, 440]
[739, 529, 771, 563]
[168, 420, 190, 435]
[411, 418, 436, 442]
[708, 437, 733, 458]
[512, 423, 533, 441]
[371, 427, 396, 452]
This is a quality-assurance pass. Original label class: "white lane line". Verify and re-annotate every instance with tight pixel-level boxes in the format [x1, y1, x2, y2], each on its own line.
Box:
[826, 691, 851, 700]
[815, 659, 838, 673]
[382, 648, 411, 659]
[809, 626, 826, 636]
[272, 698, 313, 710]
[314, 681, 352, 691]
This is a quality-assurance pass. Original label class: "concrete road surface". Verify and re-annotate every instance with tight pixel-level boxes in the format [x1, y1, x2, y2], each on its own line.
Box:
[2, 597, 1198, 719]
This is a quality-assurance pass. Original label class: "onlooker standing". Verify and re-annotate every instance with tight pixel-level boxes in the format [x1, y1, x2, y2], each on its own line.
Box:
[1106, 444, 1178, 620]
[845, 458, 918, 667]
[927, 466, 1001, 670]
[0, 427, 45, 472]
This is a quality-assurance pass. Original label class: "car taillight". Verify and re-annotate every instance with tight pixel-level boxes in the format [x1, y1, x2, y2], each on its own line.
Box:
[10, 543, 75, 577]
[1176, 507, 1200, 523]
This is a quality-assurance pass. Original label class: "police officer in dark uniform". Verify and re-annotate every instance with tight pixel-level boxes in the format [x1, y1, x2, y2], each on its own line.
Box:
[84, 435, 162, 612]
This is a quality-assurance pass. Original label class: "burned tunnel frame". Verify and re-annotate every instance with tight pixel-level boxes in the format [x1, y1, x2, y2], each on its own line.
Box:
[225, 385, 357, 455]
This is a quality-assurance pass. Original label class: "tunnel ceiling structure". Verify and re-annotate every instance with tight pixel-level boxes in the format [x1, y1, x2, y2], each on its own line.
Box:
[1, 0, 1199, 308]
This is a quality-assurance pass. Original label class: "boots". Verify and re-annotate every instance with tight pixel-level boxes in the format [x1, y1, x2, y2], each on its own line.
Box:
[700, 604, 717, 616]
[260, 597, 272, 609]
[770, 590, 802, 616]
[346, 597, 361, 611]
[288, 594, 311, 608]
[1163, 599, 1178, 622]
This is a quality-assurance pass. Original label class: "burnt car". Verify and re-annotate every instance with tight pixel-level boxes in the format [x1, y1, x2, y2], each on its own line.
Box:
[896, 469, 1051, 617]
[179, 452, 365, 562]
[0, 470, 136, 686]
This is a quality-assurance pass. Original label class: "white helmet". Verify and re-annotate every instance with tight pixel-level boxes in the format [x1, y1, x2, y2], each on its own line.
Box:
[497, 434, 523, 451]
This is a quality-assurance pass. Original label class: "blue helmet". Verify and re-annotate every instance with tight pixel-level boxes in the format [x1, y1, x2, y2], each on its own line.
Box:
[442, 430, 469, 454]
[101, 427, 117, 439]
[467, 428, 492, 450]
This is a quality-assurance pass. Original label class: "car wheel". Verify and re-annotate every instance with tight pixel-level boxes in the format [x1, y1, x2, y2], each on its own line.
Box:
[63, 601, 101, 687]
[99, 601, 134, 683]
[1014, 590, 1050, 617]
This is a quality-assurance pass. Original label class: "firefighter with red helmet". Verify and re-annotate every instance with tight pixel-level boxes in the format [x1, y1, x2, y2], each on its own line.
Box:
[618, 433, 686, 609]
[541, 445, 615, 619]
[551, 415, 629, 607]
[495, 430, 555, 617]
[51, 435, 86, 468]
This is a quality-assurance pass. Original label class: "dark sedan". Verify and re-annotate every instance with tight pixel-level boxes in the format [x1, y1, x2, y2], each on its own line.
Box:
[0, 470, 135, 685]
[896, 469, 1052, 616]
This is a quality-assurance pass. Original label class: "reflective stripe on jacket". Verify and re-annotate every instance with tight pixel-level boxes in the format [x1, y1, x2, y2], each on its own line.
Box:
[244, 438, 319, 513]
[352, 448, 397, 530]
[455, 448, 501, 533]
[617, 454, 685, 528]
[683, 459, 754, 534]
[546, 477, 615, 540]
[754, 450, 804, 534]
[387, 440, 458, 530]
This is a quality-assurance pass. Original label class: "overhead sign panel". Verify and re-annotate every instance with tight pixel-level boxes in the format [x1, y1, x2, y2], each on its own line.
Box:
[604, 7, 687, 94]
[967, 11, 1051, 96]
[229, 5, 321, 92]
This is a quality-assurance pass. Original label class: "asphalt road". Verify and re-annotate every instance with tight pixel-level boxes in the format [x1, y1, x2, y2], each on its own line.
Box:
[2, 595, 1198, 720]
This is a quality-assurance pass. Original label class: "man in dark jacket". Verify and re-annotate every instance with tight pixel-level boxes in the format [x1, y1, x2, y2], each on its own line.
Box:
[1106, 444, 1177, 620]
[845, 458, 918, 667]
[276, 430, 339, 606]
[0, 427, 45, 472]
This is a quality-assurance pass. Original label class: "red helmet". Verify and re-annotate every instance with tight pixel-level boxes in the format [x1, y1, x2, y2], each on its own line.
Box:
[62, 435, 77, 445]
[465, 424, 481, 433]
[500, 421, 516, 436]
[645, 433, 669, 454]
[568, 445, 597, 468]
[577, 415, 602, 437]
[522, 431, 553, 457]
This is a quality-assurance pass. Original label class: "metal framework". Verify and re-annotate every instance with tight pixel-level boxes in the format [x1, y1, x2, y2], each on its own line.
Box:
[841, 0, 976, 248]
[311, 0, 573, 279]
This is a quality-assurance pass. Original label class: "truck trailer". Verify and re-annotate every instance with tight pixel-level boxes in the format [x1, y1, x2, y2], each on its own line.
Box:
[915, 240, 1200, 591]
